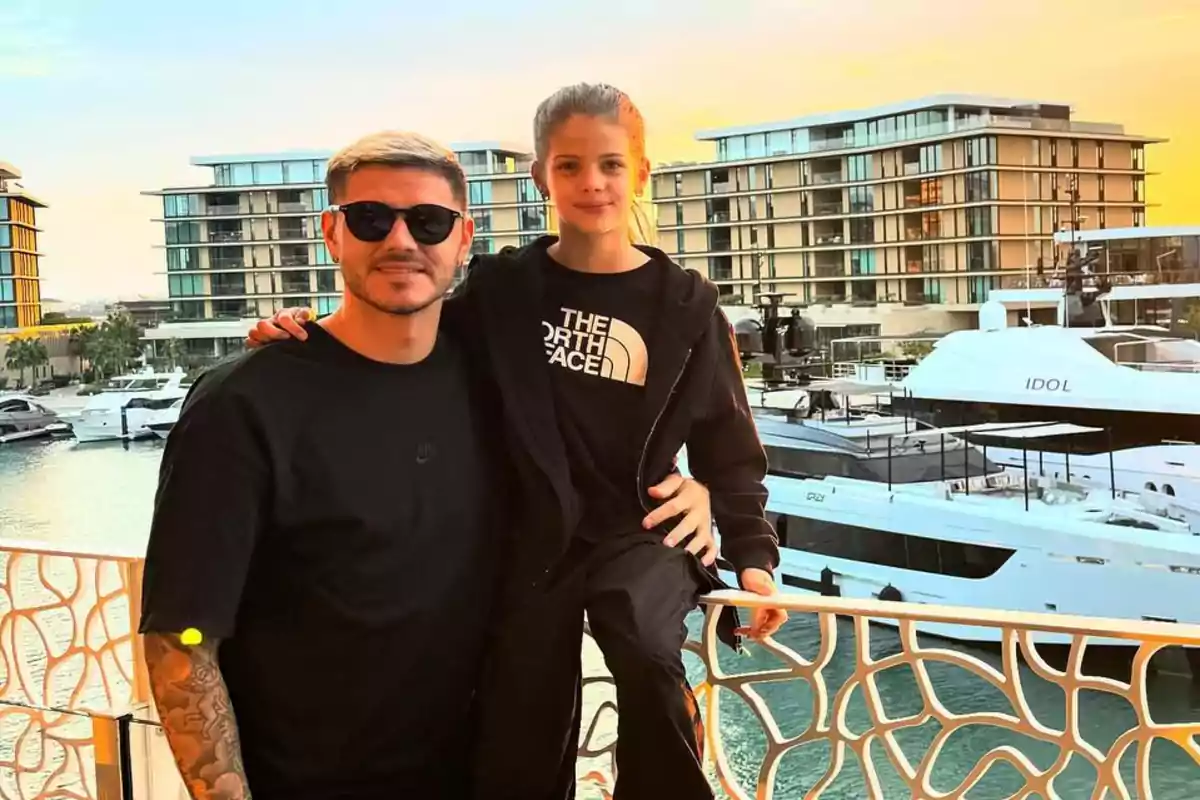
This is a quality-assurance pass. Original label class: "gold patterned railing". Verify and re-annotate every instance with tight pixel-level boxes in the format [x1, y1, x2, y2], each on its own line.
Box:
[2, 539, 1199, 799]
[0, 539, 145, 799]
[578, 590, 1200, 800]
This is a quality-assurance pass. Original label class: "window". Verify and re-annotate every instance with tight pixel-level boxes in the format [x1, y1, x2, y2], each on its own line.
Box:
[168, 274, 205, 298]
[166, 249, 195, 271]
[965, 137, 996, 167]
[919, 144, 942, 173]
[519, 206, 546, 231]
[849, 218, 873, 244]
[0, 279, 12, 302]
[517, 179, 540, 203]
[0, 254, 10, 275]
[1133, 145, 1145, 171]
[471, 210, 493, 232]
[965, 173, 993, 202]
[1134, 208, 1146, 227]
[746, 134, 766, 159]
[967, 241, 992, 272]
[966, 208, 992, 236]
[165, 222, 201, 244]
[848, 155, 872, 182]
[163, 194, 200, 217]
[316, 269, 336, 293]
[769, 515, 1013, 579]
[674, 173, 683, 196]
[0, 228, 8, 248]
[0, 201, 7, 221]
[316, 296, 340, 316]
[1133, 177, 1145, 203]
[674, 203, 683, 226]
[470, 238, 493, 255]
[725, 136, 745, 160]
[677, 230, 685, 255]
[468, 182, 493, 205]
[284, 161, 317, 184]
[768, 131, 791, 156]
[849, 187, 873, 213]
[849, 250, 876, 275]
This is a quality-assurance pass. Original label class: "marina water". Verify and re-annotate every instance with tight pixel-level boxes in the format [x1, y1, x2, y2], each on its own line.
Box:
[3, 439, 1198, 798]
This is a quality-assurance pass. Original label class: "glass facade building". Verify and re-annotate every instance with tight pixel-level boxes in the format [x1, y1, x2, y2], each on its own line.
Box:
[147, 143, 549, 322]
[652, 93, 1162, 335]
[0, 163, 46, 329]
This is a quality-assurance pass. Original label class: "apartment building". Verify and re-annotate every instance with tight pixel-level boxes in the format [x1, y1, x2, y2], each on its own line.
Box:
[145, 143, 549, 325]
[0, 161, 46, 329]
[652, 94, 1161, 335]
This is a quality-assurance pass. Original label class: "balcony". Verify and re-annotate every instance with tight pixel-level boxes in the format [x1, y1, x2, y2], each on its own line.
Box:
[8, 539, 1199, 798]
[207, 229, 243, 243]
[205, 204, 241, 216]
[209, 258, 246, 270]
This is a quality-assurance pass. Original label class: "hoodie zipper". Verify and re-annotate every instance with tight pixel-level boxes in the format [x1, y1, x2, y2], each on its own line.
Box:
[636, 346, 693, 513]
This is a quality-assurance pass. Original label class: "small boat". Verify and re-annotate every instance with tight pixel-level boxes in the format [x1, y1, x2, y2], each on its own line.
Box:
[0, 395, 71, 444]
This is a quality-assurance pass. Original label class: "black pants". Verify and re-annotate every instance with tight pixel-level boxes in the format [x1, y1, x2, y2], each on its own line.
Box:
[472, 532, 716, 800]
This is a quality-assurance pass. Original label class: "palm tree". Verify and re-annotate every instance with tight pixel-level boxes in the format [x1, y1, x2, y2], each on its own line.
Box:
[4, 338, 33, 389]
[67, 325, 96, 377]
[162, 337, 184, 370]
[25, 338, 49, 384]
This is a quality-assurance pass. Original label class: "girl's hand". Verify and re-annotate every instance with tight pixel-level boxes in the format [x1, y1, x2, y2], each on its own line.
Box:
[643, 474, 717, 567]
[245, 307, 314, 349]
[735, 568, 789, 641]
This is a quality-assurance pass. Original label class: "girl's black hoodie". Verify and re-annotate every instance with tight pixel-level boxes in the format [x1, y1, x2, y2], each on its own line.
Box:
[443, 236, 780, 596]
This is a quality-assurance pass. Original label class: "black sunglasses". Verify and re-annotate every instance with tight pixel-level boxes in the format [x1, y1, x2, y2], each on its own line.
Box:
[331, 201, 462, 245]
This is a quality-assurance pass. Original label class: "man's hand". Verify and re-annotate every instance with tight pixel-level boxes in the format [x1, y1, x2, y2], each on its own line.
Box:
[245, 307, 313, 349]
[735, 568, 788, 641]
[643, 473, 717, 567]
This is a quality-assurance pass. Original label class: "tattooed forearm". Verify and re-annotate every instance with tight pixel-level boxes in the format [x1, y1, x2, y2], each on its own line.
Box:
[144, 633, 252, 800]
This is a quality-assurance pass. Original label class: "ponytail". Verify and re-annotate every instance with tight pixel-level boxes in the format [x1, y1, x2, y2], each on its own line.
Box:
[629, 199, 657, 247]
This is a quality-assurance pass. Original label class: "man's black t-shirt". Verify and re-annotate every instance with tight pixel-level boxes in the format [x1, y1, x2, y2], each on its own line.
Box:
[538, 251, 664, 540]
[140, 324, 500, 799]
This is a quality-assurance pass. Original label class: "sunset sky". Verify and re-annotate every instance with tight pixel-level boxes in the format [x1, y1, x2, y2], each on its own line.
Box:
[3, 0, 1197, 302]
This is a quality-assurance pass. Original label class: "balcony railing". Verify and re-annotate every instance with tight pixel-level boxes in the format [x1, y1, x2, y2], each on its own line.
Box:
[205, 204, 241, 216]
[278, 202, 313, 213]
[3, 540, 1198, 798]
[208, 230, 243, 243]
[580, 591, 1200, 798]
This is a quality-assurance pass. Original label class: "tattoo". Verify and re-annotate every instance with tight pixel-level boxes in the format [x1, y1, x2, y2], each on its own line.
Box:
[144, 633, 252, 800]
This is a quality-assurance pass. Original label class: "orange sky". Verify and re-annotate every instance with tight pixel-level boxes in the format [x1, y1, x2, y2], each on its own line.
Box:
[4, 0, 1197, 301]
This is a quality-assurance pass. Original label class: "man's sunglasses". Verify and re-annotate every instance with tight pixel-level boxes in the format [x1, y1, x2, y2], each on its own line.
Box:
[330, 201, 462, 245]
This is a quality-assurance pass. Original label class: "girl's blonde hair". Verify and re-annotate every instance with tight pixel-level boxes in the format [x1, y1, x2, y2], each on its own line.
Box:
[532, 82, 656, 246]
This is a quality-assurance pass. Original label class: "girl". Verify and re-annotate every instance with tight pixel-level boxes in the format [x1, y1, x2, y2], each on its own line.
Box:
[248, 83, 787, 800]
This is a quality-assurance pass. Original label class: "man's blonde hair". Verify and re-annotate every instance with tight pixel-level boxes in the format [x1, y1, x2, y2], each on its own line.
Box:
[325, 131, 467, 208]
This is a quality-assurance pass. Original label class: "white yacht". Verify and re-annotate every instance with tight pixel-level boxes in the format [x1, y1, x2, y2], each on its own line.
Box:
[72, 367, 190, 443]
[826, 303, 1200, 505]
[685, 419, 1200, 648]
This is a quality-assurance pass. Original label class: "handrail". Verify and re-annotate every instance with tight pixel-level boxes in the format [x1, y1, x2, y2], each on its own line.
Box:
[700, 589, 1200, 643]
[580, 591, 1200, 798]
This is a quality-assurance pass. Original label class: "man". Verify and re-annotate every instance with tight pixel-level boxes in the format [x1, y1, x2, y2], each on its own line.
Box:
[140, 132, 499, 800]
[141, 130, 716, 800]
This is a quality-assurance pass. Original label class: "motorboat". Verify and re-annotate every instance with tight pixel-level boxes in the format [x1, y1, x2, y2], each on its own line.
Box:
[0, 395, 71, 443]
[73, 367, 190, 443]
